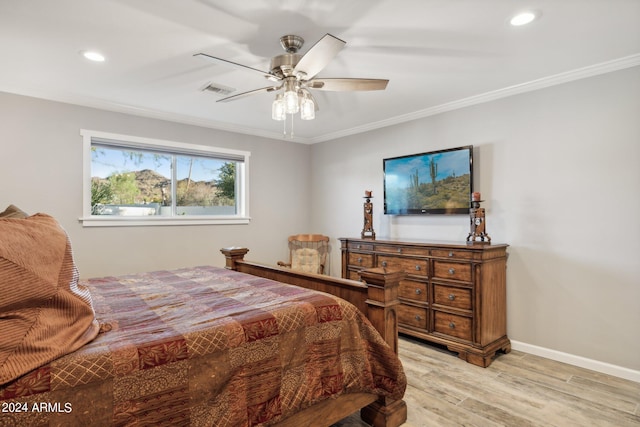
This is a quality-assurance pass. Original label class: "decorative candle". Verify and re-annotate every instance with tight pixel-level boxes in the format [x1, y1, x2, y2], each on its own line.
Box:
[365, 190, 372, 198]
[472, 192, 481, 201]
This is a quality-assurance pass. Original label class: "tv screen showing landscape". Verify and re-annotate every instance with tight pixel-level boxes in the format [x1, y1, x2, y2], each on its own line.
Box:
[383, 145, 473, 215]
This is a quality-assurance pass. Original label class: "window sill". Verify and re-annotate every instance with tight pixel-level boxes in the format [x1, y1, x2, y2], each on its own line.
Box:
[79, 216, 251, 227]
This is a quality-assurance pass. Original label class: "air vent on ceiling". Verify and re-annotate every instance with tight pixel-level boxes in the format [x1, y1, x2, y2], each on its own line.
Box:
[202, 82, 236, 97]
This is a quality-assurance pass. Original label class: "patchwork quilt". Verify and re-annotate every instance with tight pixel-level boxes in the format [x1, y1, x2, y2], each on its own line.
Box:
[0, 265, 406, 426]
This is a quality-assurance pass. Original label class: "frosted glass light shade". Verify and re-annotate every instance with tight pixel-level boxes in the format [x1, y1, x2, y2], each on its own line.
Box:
[284, 90, 299, 114]
[300, 96, 315, 120]
[272, 94, 285, 121]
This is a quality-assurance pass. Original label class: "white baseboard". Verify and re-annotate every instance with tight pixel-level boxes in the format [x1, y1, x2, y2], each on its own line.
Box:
[510, 340, 640, 383]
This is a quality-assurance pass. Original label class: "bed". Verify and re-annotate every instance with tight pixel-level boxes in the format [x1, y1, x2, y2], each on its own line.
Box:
[0, 212, 407, 427]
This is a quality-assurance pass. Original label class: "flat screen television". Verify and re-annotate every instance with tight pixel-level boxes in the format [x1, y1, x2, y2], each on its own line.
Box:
[383, 145, 474, 215]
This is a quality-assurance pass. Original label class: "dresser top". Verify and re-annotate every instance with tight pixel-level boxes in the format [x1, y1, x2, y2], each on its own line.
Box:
[339, 237, 508, 250]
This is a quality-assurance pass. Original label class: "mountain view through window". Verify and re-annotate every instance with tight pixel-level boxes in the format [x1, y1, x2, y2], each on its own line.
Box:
[91, 145, 237, 217]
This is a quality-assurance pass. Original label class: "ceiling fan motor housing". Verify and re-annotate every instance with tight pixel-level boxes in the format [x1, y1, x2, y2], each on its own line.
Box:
[270, 53, 302, 79]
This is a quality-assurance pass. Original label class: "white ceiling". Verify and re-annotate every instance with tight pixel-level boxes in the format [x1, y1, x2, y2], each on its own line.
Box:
[1, 0, 639, 143]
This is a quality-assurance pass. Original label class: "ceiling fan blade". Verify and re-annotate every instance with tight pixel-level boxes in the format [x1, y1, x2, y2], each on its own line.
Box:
[306, 78, 389, 91]
[217, 85, 281, 103]
[293, 34, 345, 80]
[194, 53, 276, 80]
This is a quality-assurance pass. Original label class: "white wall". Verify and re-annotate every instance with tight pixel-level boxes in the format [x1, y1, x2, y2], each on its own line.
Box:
[0, 92, 312, 277]
[310, 66, 640, 372]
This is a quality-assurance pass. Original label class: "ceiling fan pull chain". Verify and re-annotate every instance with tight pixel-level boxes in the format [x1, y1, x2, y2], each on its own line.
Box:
[290, 115, 294, 138]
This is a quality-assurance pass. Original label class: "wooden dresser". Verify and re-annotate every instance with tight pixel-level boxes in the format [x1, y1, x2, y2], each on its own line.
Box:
[339, 237, 510, 367]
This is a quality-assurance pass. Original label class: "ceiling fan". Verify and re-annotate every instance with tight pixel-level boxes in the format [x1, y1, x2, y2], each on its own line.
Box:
[194, 34, 388, 121]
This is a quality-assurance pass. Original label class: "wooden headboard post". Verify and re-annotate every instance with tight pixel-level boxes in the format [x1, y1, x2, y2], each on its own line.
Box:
[358, 268, 408, 427]
[358, 268, 405, 354]
[221, 247, 250, 270]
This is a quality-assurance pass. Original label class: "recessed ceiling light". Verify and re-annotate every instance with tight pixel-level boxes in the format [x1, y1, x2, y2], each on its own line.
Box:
[510, 11, 537, 26]
[81, 50, 106, 62]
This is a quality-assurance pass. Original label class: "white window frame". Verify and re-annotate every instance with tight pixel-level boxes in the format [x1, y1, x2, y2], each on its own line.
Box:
[80, 129, 250, 227]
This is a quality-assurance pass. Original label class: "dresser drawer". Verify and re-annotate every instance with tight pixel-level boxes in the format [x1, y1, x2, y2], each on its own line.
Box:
[433, 285, 472, 310]
[375, 244, 429, 257]
[433, 261, 472, 282]
[347, 270, 361, 281]
[348, 242, 373, 251]
[431, 249, 474, 260]
[348, 253, 374, 268]
[378, 255, 428, 276]
[399, 280, 428, 303]
[398, 305, 427, 329]
[434, 311, 472, 341]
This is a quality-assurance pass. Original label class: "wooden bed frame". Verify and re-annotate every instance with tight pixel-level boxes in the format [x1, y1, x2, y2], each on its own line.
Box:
[221, 247, 408, 427]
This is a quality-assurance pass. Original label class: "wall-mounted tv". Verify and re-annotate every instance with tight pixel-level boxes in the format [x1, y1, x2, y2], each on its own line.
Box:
[383, 145, 474, 215]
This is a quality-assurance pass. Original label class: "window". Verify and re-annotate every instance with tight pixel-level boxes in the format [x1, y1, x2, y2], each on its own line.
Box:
[80, 130, 250, 227]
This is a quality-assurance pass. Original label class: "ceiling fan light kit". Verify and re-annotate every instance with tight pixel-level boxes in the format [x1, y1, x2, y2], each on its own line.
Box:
[272, 87, 314, 124]
[196, 33, 388, 137]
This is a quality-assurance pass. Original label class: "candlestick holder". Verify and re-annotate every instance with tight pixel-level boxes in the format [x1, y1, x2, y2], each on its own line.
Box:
[467, 196, 491, 243]
[361, 192, 375, 239]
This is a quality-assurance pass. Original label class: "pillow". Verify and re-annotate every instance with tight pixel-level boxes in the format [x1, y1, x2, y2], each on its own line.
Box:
[0, 214, 100, 385]
[0, 204, 28, 219]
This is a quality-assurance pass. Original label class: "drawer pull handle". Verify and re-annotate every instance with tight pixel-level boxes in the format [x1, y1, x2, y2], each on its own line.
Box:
[415, 289, 422, 295]
[382, 261, 388, 267]
[448, 294, 456, 301]
[356, 244, 361, 249]
[449, 322, 456, 329]
[449, 251, 454, 257]
[448, 267, 456, 274]
[397, 248, 402, 253]
[415, 265, 421, 271]
[415, 315, 422, 321]
[357, 257, 363, 263]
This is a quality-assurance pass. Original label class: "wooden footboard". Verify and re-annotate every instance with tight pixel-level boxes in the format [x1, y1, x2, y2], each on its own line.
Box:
[221, 247, 407, 427]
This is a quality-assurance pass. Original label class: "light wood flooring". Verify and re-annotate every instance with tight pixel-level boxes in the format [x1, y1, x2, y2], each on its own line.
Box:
[334, 336, 640, 427]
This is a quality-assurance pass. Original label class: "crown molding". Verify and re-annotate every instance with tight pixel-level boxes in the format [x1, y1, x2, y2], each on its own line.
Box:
[310, 53, 640, 143]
